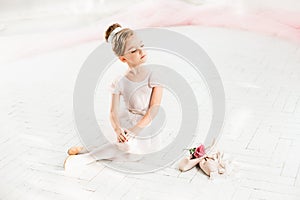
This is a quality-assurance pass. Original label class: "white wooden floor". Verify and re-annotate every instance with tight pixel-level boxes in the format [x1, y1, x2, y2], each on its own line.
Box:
[1, 25, 300, 200]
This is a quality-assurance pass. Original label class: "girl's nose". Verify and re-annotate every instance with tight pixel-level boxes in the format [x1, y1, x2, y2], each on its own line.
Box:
[138, 48, 143, 55]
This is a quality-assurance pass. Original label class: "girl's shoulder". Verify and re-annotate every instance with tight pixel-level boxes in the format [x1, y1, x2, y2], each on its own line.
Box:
[111, 74, 126, 90]
[112, 74, 124, 84]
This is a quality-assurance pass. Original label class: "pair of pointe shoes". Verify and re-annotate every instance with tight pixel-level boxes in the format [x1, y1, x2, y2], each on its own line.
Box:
[178, 151, 226, 177]
[178, 139, 219, 173]
[178, 139, 225, 176]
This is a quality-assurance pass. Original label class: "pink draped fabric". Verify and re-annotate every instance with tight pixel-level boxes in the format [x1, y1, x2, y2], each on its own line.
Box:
[4, 0, 300, 62]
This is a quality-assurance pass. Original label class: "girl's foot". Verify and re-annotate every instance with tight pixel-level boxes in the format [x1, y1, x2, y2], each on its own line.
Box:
[63, 154, 95, 171]
[63, 155, 74, 170]
[178, 156, 202, 172]
[67, 146, 83, 155]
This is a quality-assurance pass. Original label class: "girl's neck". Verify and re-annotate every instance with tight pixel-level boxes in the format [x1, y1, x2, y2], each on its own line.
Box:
[127, 64, 144, 75]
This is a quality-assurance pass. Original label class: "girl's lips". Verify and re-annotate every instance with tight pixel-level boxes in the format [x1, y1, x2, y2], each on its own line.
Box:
[141, 55, 146, 59]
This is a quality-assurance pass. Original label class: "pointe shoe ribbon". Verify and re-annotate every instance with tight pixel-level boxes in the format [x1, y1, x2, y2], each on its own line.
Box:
[199, 151, 226, 177]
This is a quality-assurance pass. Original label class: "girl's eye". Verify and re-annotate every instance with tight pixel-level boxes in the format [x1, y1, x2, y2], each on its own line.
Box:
[130, 45, 144, 54]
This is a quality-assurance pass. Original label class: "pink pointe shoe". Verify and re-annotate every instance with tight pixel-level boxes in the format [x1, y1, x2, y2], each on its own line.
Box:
[198, 151, 226, 177]
[178, 156, 202, 172]
[63, 154, 95, 172]
[179, 144, 206, 172]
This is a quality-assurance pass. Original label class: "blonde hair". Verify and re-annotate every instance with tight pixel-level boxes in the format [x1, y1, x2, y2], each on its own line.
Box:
[105, 23, 134, 56]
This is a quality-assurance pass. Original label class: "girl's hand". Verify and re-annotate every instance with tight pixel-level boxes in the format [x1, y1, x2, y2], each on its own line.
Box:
[123, 128, 137, 141]
[116, 128, 128, 143]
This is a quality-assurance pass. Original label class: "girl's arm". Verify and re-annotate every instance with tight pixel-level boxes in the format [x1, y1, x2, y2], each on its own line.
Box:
[109, 93, 122, 134]
[129, 86, 163, 134]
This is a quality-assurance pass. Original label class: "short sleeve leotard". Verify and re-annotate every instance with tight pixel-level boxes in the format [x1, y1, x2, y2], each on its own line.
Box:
[110, 67, 161, 129]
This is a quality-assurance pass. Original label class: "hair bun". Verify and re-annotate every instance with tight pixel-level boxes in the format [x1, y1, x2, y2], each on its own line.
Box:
[105, 23, 122, 42]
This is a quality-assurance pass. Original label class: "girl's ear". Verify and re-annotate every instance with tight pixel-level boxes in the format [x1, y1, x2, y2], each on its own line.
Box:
[119, 56, 127, 63]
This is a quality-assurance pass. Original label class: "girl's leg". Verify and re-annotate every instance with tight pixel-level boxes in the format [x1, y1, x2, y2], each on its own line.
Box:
[64, 153, 95, 171]
[64, 141, 143, 170]
[89, 141, 143, 162]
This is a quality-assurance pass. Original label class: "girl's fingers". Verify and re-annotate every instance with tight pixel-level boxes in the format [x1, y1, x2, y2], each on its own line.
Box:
[123, 131, 130, 141]
[119, 134, 128, 142]
[123, 130, 132, 138]
[120, 134, 126, 141]
[118, 138, 125, 143]
[118, 134, 135, 143]
[126, 133, 135, 140]
[120, 132, 126, 139]
[122, 131, 128, 138]
[117, 129, 133, 143]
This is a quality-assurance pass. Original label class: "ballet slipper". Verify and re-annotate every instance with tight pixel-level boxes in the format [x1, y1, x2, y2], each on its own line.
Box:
[199, 151, 227, 177]
[199, 156, 219, 177]
[67, 146, 83, 155]
[63, 155, 89, 176]
[63, 155, 74, 170]
[178, 156, 202, 172]
[64, 154, 95, 171]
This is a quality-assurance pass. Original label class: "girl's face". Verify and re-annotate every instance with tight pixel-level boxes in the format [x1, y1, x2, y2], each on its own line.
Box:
[119, 34, 147, 67]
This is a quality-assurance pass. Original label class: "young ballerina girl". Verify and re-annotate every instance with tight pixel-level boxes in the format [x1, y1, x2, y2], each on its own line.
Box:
[64, 23, 164, 170]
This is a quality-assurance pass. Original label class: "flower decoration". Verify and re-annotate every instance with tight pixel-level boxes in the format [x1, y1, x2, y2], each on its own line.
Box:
[187, 144, 206, 159]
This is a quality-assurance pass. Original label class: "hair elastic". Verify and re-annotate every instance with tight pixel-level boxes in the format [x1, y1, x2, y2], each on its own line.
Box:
[108, 27, 125, 44]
